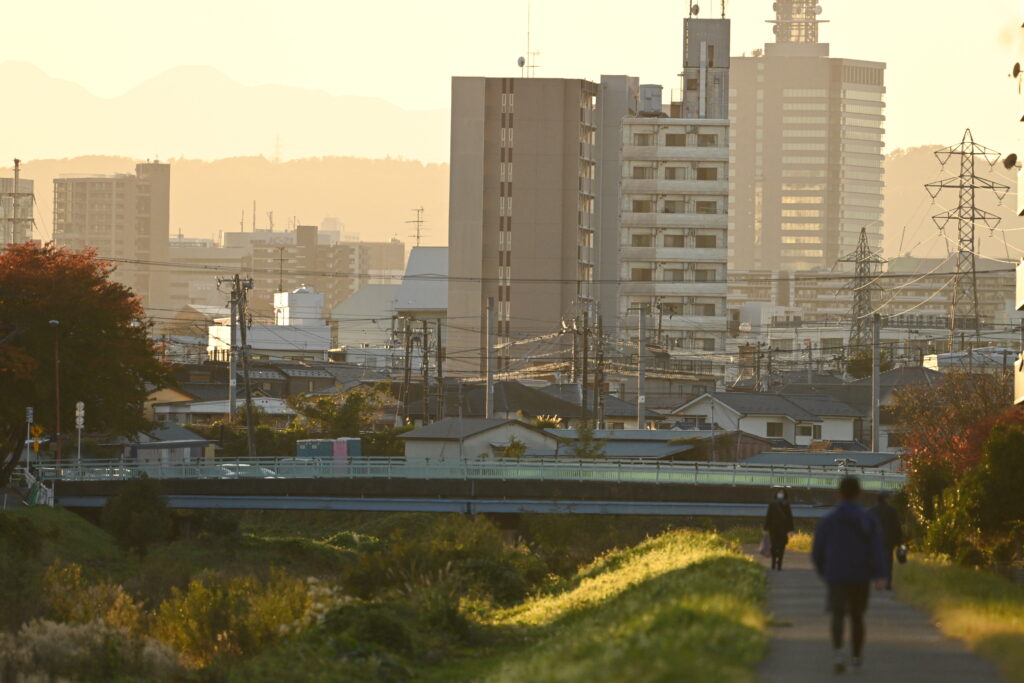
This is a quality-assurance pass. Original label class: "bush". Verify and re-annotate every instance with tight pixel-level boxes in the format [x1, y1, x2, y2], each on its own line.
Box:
[42, 562, 143, 635]
[101, 475, 173, 555]
[343, 515, 548, 606]
[0, 619, 183, 681]
[151, 570, 310, 667]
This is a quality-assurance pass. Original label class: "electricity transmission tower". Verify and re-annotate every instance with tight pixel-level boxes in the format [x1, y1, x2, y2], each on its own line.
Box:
[837, 226, 886, 354]
[924, 129, 1009, 348]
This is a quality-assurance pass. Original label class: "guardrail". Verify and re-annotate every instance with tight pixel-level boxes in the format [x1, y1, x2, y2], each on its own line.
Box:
[27, 456, 905, 492]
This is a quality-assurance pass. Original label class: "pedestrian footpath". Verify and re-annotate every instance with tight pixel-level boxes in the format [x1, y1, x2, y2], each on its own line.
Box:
[756, 550, 1002, 682]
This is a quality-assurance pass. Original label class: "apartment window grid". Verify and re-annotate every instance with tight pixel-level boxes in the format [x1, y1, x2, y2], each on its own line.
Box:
[576, 88, 597, 305]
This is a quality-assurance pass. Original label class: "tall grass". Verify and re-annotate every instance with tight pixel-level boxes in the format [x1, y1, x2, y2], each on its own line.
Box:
[897, 557, 1024, 682]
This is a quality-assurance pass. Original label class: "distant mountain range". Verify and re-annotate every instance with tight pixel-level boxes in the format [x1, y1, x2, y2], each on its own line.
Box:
[0, 61, 450, 162]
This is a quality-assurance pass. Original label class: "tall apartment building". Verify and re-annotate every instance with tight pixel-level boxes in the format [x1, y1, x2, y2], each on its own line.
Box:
[618, 17, 731, 393]
[241, 225, 405, 318]
[0, 160, 34, 246]
[447, 77, 602, 374]
[729, 0, 885, 273]
[53, 162, 171, 310]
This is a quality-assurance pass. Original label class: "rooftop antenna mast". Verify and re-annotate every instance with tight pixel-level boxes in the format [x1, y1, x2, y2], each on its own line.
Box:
[925, 129, 1009, 349]
[525, 0, 540, 77]
[406, 207, 426, 246]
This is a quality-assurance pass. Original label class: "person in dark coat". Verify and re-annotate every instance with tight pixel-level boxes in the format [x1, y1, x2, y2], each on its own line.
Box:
[764, 488, 795, 570]
[869, 491, 904, 590]
[812, 476, 886, 673]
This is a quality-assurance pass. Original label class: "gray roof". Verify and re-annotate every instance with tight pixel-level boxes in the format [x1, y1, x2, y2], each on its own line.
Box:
[401, 417, 547, 441]
[784, 394, 865, 419]
[744, 451, 900, 468]
[538, 384, 659, 418]
[394, 247, 447, 312]
[849, 366, 942, 388]
[703, 392, 819, 421]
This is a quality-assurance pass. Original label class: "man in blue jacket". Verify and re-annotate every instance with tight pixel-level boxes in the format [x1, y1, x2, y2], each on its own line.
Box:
[812, 476, 886, 674]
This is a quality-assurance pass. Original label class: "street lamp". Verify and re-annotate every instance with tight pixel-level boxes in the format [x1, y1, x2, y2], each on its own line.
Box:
[49, 320, 61, 464]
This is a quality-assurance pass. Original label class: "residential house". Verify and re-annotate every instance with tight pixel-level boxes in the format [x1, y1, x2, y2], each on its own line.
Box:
[671, 392, 863, 447]
[400, 418, 563, 462]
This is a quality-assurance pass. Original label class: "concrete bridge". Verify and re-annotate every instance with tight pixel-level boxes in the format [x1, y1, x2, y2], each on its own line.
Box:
[31, 457, 902, 518]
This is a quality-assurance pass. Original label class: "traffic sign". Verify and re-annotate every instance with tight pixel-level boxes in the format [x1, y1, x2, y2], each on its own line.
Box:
[31, 425, 43, 437]
[25, 407, 33, 424]
[75, 401, 84, 417]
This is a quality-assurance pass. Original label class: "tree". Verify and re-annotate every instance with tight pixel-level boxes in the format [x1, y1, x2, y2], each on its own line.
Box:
[502, 436, 527, 459]
[891, 370, 1014, 525]
[288, 385, 388, 437]
[845, 350, 893, 379]
[569, 421, 606, 459]
[101, 476, 173, 555]
[0, 243, 169, 485]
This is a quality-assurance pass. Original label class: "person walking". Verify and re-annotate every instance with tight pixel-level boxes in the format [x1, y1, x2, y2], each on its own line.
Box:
[869, 491, 904, 590]
[764, 488, 794, 570]
[812, 476, 886, 674]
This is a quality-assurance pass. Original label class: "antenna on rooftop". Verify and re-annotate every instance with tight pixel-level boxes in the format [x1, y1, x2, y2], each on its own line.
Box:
[524, 0, 540, 77]
[406, 207, 426, 246]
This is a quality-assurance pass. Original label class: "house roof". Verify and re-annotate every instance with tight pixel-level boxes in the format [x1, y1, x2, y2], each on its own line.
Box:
[400, 417, 555, 441]
[677, 391, 862, 422]
[849, 366, 942, 388]
[744, 451, 900, 468]
[538, 384, 659, 418]
[462, 381, 588, 419]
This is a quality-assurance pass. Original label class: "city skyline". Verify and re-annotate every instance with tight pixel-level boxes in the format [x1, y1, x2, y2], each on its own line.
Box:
[0, 0, 1018, 161]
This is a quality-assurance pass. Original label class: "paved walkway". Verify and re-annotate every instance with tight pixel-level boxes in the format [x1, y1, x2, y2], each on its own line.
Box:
[755, 550, 1002, 682]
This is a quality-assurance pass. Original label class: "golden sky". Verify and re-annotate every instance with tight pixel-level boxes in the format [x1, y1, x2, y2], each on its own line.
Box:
[4, 0, 1022, 155]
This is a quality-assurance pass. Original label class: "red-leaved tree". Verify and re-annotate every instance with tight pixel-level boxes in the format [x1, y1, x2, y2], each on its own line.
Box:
[0, 243, 170, 486]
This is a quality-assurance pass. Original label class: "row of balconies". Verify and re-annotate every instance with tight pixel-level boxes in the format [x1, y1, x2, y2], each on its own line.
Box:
[620, 212, 727, 228]
[619, 246, 727, 263]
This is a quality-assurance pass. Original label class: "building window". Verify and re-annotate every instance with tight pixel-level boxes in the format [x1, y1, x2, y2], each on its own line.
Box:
[701, 338, 716, 351]
[695, 201, 718, 214]
[631, 268, 653, 281]
[665, 167, 685, 180]
[797, 425, 813, 437]
[694, 271, 715, 284]
[664, 269, 685, 281]
[664, 200, 687, 214]
[686, 78, 698, 91]
[766, 422, 784, 438]
[632, 166, 655, 179]
[813, 425, 822, 440]
[696, 167, 718, 180]
[666, 134, 688, 147]
[631, 199, 654, 213]
[631, 234, 653, 247]
[695, 235, 717, 248]
[633, 133, 655, 146]
[696, 302, 716, 315]
[664, 234, 685, 248]
[697, 134, 718, 147]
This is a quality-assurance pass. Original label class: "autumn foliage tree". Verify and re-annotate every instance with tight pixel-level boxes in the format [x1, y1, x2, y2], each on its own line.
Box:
[0, 243, 169, 485]
[890, 368, 1018, 553]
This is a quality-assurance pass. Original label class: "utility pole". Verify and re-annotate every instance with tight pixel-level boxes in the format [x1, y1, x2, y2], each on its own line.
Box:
[925, 130, 1009, 347]
[217, 277, 239, 420]
[765, 346, 773, 392]
[401, 319, 412, 424]
[753, 344, 762, 392]
[871, 313, 880, 452]
[421, 320, 430, 423]
[235, 275, 257, 457]
[594, 315, 604, 428]
[3, 159, 35, 244]
[486, 297, 496, 419]
[436, 319, 444, 421]
[637, 305, 647, 429]
[581, 309, 589, 422]
[569, 316, 579, 383]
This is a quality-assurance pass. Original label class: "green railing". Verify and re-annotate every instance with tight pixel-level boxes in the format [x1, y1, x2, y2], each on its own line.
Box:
[26, 456, 905, 492]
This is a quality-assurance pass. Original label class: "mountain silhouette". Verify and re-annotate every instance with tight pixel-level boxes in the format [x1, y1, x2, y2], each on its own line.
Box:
[0, 61, 450, 162]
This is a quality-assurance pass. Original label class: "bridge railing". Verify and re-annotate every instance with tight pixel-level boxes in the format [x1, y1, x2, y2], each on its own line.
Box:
[26, 456, 904, 491]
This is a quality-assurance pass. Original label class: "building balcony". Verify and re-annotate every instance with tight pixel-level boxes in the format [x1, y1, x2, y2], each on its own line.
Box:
[621, 179, 729, 195]
[622, 145, 729, 162]
[619, 246, 727, 263]
[620, 212, 728, 229]
[619, 281, 727, 297]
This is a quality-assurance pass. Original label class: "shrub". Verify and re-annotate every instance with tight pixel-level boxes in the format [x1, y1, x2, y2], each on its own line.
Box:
[42, 562, 143, 635]
[101, 475, 173, 555]
[0, 619, 183, 681]
[151, 570, 310, 667]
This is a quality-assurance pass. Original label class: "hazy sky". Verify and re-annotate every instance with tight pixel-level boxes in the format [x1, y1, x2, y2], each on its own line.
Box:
[4, 0, 1022, 155]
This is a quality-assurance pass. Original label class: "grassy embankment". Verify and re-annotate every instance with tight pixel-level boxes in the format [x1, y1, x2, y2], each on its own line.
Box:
[897, 557, 1024, 683]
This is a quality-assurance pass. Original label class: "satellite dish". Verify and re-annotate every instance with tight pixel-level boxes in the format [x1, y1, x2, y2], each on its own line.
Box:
[815, 4, 823, 14]
[517, 56, 526, 68]
[772, 2, 778, 10]
[691, 3, 700, 15]
[1002, 153, 1018, 170]
[1014, 63, 1022, 78]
